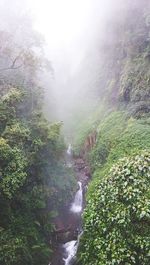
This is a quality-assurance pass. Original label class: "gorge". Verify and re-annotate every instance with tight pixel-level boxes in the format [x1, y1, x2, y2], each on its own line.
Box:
[50, 145, 90, 265]
[0, 1, 150, 265]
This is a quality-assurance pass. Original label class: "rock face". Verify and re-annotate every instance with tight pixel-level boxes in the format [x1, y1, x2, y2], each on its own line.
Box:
[74, 158, 85, 170]
[74, 158, 91, 183]
[80, 130, 97, 157]
[53, 230, 78, 244]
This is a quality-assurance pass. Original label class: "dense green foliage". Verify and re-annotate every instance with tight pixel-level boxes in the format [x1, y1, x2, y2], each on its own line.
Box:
[77, 2, 150, 265]
[0, 87, 75, 265]
[80, 152, 150, 265]
[0, 15, 75, 265]
[78, 112, 150, 264]
[89, 112, 150, 171]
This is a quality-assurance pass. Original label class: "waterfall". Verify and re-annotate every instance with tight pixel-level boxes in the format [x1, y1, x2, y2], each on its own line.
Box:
[66, 144, 72, 167]
[67, 144, 72, 156]
[70, 182, 83, 213]
[49, 144, 88, 265]
[63, 181, 83, 265]
[63, 240, 78, 265]
[63, 230, 83, 265]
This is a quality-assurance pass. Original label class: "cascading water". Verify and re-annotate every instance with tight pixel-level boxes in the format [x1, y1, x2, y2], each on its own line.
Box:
[67, 144, 72, 155]
[50, 144, 87, 265]
[70, 182, 83, 213]
[63, 181, 83, 265]
[66, 144, 72, 167]
[63, 240, 78, 265]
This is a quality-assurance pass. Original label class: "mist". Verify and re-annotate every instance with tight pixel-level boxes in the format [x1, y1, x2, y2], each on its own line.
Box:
[0, 1, 150, 265]
[0, 0, 148, 136]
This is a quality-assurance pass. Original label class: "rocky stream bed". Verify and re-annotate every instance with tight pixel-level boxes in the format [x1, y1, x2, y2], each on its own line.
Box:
[49, 154, 91, 265]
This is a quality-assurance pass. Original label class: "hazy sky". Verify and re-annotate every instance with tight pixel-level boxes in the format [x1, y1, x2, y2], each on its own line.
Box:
[24, 0, 124, 121]
[0, 0, 127, 124]
[29, 1, 103, 46]
[0, 0, 124, 71]
[31, 0, 92, 47]
[27, 0, 117, 65]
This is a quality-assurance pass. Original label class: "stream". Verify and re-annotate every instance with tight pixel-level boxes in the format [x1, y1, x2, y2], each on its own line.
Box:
[50, 144, 90, 265]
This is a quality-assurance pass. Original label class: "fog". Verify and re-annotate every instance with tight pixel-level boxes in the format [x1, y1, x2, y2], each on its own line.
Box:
[28, 0, 126, 133]
[0, 0, 145, 136]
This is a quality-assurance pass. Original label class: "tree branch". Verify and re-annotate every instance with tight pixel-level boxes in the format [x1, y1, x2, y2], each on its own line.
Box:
[0, 64, 23, 72]
[0, 52, 23, 72]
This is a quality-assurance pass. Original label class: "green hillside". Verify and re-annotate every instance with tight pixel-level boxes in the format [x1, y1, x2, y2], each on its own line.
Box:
[77, 2, 150, 264]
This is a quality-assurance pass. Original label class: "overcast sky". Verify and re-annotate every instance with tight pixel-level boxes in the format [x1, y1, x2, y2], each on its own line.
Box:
[0, 0, 126, 70]
[0, 0, 130, 124]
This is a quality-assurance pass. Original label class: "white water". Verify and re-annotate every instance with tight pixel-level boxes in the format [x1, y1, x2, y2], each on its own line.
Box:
[66, 144, 72, 167]
[63, 240, 78, 265]
[63, 231, 83, 265]
[70, 181, 83, 213]
[67, 144, 72, 155]
[63, 181, 83, 265]
[62, 145, 83, 265]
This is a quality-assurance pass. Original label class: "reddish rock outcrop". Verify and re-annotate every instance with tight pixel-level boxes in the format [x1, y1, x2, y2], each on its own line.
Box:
[80, 130, 97, 157]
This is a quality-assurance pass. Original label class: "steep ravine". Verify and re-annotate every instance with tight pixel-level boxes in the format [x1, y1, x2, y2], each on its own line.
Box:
[49, 145, 90, 265]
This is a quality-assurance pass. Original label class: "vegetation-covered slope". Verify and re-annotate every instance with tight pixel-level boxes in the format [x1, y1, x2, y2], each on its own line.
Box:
[80, 152, 150, 265]
[77, 1, 150, 264]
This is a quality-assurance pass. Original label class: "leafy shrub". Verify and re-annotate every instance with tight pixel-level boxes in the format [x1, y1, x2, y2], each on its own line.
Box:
[79, 151, 150, 265]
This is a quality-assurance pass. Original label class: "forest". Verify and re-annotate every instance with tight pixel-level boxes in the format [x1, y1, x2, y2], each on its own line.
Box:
[0, 6, 75, 265]
[0, 0, 150, 265]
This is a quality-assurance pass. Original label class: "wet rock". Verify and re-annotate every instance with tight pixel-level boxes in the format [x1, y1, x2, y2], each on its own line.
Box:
[74, 158, 85, 170]
[84, 165, 91, 177]
[53, 217, 65, 231]
[54, 230, 78, 244]
[50, 155, 91, 264]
